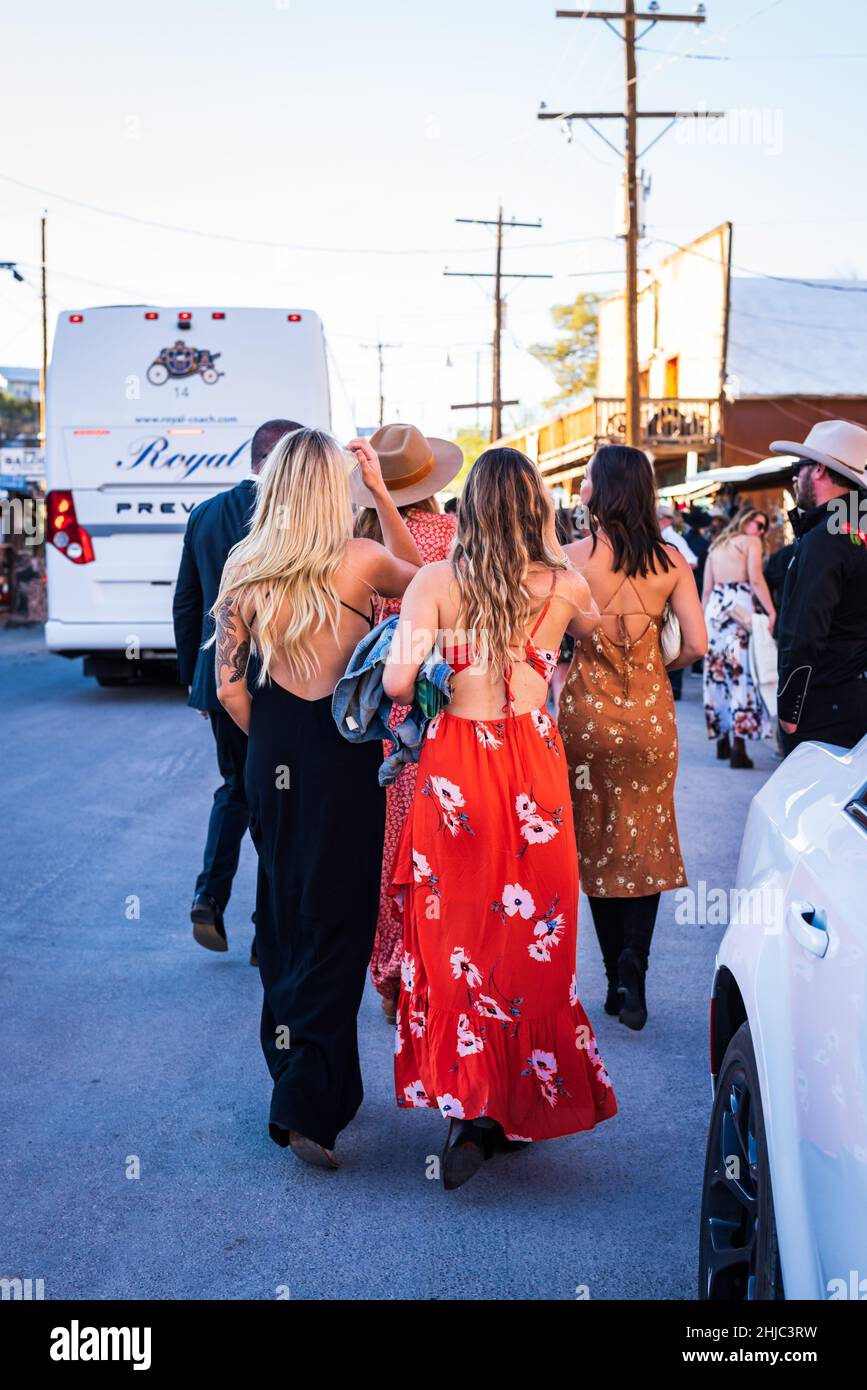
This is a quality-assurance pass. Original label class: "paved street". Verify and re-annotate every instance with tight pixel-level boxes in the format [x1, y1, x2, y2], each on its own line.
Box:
[1, 628, 778, 1301]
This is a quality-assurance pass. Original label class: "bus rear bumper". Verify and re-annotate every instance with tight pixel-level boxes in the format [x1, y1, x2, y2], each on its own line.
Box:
[45, 620, 177, 657]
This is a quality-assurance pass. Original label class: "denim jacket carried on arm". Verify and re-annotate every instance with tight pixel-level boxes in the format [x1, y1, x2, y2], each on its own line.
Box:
[331, 616, 453, 786]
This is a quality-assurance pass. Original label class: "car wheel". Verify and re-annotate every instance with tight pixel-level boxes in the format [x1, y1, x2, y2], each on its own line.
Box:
[698, 1021, 784, 1300]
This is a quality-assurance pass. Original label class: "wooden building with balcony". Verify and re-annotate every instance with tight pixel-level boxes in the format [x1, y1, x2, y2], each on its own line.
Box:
[500, 223, 867, 500]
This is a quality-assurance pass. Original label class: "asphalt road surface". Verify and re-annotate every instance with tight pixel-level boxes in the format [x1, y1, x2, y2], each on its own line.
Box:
[1, 629, 778, 1300]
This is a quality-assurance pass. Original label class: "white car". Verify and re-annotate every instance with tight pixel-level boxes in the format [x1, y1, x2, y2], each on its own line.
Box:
[699, 734, 867, 1301]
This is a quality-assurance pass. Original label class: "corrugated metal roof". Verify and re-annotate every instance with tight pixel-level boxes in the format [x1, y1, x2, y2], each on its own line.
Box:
[726, 277, 867, 397]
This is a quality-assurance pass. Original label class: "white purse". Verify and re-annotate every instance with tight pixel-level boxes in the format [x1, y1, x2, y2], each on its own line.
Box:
[660, 603, 682, 667]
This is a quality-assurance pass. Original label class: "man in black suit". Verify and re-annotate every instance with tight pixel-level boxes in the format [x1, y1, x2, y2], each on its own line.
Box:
[173, 418, 302, 957]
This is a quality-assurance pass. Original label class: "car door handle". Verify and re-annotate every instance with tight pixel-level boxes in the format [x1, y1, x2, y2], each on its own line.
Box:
[787, 900, 829, 958]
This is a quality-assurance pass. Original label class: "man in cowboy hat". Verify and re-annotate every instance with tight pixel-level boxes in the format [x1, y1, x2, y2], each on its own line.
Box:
[769, 420, 867, 754]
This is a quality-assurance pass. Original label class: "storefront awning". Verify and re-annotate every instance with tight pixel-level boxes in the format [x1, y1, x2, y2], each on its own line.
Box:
[658, 456, 796, 503]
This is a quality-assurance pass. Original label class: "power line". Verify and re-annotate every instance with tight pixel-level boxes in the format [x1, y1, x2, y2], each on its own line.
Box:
[647, 236, 867, 293]
[0, 171, 609, 260]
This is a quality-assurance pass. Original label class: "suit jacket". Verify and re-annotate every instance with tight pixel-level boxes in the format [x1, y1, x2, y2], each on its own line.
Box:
[173, 478, 257, 712]
[776, 500, 867, 725]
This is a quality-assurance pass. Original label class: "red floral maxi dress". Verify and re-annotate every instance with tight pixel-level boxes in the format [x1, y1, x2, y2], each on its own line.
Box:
[370, 509, 458, 1001]
[389, 614, 618, 1143]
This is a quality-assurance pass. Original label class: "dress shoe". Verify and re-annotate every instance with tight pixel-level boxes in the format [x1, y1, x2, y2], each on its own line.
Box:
[288, 1131, 340, 1170]
[442, 1119, 486, 1190]
[190, 894, 228, 952]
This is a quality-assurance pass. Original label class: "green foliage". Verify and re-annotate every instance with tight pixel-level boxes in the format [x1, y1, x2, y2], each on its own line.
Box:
[530, 293, 599, 406]
[0, 391, 39, 445]
[449, 426, 490, 493]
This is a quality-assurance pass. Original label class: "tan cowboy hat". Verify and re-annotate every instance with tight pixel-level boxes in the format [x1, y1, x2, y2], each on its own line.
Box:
[349, 422, 463, 508]
[770, 419, 867, 492]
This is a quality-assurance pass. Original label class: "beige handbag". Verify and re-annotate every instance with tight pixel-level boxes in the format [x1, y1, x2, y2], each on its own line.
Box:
[660, 603, 682, 667]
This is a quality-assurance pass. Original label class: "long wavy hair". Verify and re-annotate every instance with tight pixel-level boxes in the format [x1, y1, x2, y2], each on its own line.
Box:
[353, 495, 438, 543]
[709, 503, 769, 554]
[586, 444, 673, 577]
[451, 447, 564, 678]
[210, 427, 354, 684]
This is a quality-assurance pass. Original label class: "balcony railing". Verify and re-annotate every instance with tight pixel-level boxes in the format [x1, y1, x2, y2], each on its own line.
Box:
[501, 396, 722, 479]
[595, 397, 721, 448]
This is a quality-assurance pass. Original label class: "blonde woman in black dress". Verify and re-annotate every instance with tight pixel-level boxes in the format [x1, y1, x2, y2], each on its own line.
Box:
[212, 430, 421, 1169]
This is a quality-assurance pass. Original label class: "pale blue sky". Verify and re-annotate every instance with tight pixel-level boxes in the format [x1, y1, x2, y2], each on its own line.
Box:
[2, 0, 866, 436]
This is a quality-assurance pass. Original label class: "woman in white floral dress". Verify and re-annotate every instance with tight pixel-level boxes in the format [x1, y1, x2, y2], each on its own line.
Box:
[702, 506, 776, 769]
[384, 447, 617, 1191]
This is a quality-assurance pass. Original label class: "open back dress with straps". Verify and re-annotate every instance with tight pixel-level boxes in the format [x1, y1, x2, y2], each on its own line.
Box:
[557, 572, 686, 899]
[389, 570, 618, 1143]
[244, 588, 384, 1153]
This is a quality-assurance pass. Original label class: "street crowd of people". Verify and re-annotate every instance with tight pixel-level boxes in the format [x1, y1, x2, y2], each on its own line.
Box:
[171, 415, 867, 1189]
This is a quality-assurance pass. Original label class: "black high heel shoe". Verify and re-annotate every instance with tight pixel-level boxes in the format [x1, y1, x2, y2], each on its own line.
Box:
[442, 1119, 487, 1190]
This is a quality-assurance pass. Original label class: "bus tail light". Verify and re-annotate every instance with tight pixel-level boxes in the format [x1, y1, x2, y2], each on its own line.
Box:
[47, 490, 94, 564]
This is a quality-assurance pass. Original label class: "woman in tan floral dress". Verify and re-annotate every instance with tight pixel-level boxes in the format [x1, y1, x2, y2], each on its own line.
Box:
[558, 445, 707, 1030]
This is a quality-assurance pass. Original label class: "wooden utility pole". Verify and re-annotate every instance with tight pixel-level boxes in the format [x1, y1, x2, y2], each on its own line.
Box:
[446, 207, 551, 442]
[40, 213, 48, 443]
[362, 340, 400, 426]
[624, 0, 640, 446]
[539, 8, 723, 447]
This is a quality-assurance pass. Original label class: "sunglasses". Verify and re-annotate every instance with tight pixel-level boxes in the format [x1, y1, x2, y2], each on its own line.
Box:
[754, 520, 768, 533]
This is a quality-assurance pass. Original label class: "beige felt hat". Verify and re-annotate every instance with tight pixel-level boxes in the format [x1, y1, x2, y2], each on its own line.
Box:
[350, 423, 463, 508]
[770, 419, 867, 492]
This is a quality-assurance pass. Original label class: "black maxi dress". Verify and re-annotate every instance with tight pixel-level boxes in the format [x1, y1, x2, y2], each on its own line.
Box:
[245, 680, 385, 1150]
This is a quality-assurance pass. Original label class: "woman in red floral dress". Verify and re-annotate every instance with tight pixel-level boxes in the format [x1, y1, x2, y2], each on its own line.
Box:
[352, 425, 462, 1022]
[384, 448, 617, 1190]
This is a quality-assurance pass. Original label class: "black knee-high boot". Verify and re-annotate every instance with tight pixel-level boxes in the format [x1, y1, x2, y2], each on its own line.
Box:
[617, 894, 660, 1031]
[587, 896, 625, 1015]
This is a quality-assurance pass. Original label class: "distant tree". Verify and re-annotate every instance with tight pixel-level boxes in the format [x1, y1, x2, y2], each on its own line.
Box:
[0, 391, 39, 444]
[530, 293, 599, 407]
[450, 426, 490, 492]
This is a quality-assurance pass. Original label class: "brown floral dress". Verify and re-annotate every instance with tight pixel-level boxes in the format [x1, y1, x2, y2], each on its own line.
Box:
[557, 577, 686, 898]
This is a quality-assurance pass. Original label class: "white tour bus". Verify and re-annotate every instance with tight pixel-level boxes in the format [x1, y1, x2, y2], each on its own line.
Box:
[45, 305, 331, 684]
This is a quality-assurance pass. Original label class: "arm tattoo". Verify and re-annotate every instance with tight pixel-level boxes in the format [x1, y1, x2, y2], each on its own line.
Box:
[216, 596, 250, 685]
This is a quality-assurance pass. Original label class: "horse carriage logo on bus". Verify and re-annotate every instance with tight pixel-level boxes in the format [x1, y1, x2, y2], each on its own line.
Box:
[146, 341, 223, 386]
